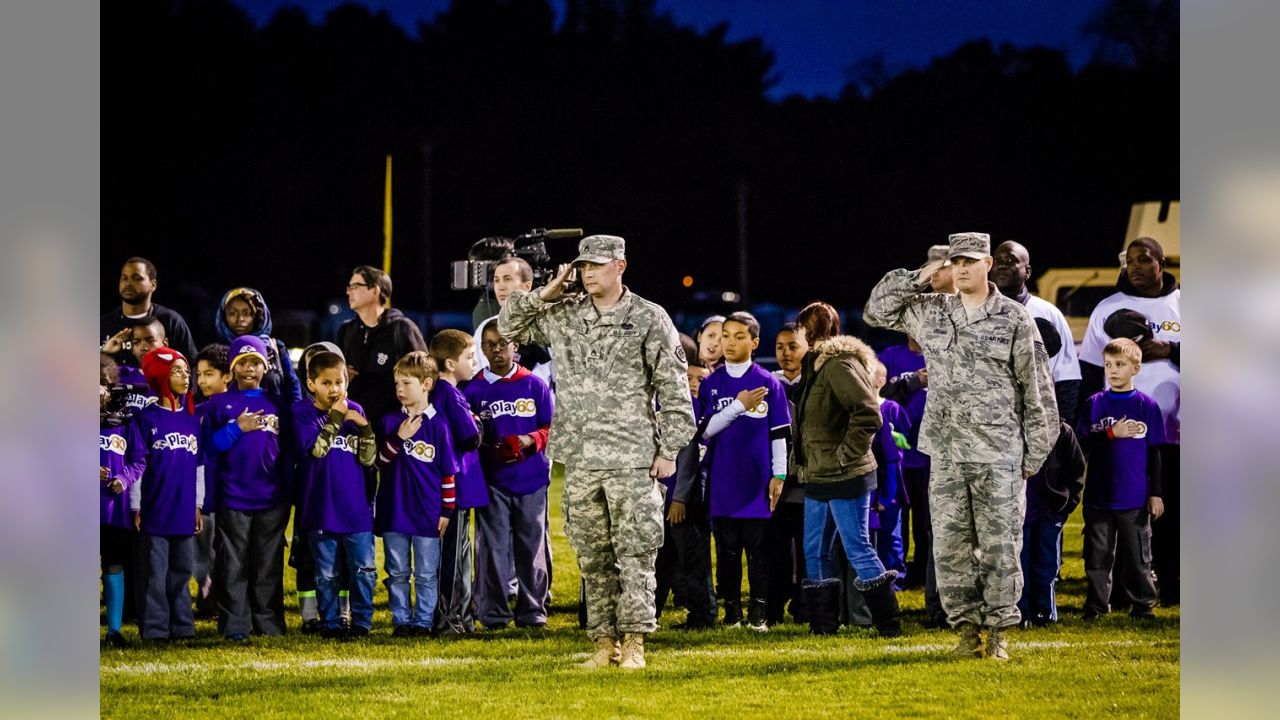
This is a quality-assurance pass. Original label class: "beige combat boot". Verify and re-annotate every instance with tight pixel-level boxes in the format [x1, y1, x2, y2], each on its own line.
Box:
[952, 622, 984, 658]
[579, 636, 620, 669]
[618, 633, 646, 669]
[986, 626, 1010, 661]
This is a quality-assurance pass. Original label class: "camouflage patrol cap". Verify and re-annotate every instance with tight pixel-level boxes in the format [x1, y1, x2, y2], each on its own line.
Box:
[926, 244, 952, 266]
[947, 232, 991, 260]
[573, 235, 626, 265]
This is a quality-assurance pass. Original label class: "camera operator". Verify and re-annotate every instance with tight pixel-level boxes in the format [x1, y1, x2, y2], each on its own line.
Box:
[474, 256, 554, 386]
[499, 235, 695, 670]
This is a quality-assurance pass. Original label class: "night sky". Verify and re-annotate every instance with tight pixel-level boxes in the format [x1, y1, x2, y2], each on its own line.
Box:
[234, 0, 1107, 98]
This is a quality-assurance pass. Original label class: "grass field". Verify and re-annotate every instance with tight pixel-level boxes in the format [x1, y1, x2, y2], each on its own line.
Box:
[101, 469, 1180, 718]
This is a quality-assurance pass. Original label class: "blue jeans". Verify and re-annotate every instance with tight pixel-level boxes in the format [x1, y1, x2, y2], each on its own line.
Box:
[1018, 513, 1065, 623]
[310, 530, 376, 631]
[876, 501, 907, 580]
[804, 492, 886, 582]
[383, 532, 442, 629]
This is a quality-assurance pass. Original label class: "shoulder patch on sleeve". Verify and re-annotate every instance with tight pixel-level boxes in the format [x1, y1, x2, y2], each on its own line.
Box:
[674, 345, 687, 364]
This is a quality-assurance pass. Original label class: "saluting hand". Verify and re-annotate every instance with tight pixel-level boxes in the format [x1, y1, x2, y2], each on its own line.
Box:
[101, 327, 132, 355]
[539, 263, 577, 303]
[916, 259, 947, 287]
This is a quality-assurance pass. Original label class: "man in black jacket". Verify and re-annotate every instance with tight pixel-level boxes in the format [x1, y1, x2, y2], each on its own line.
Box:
[337, 265, 426, 428]
[101, 257, 198, 366]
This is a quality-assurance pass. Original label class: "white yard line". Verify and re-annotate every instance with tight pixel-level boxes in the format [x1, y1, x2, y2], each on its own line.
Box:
[103, 656, 479, 675]
[104, 638, 1175, 676]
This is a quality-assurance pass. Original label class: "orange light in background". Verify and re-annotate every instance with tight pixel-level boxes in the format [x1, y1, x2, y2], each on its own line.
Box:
[682, 275, 694, 288]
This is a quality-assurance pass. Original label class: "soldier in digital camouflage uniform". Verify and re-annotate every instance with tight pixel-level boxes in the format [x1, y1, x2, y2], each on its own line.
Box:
[863, 232, 1058, 660]
[499, 235, 696, 669]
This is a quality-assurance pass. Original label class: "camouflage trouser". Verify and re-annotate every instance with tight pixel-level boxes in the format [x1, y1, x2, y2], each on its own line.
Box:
[562, 467, 665, 640]
[929, 459, 1026, 629]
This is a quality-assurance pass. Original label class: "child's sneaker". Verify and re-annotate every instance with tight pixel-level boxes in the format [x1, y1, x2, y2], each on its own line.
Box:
[104, 631, 127, 648]
[746, 599, 769, 632]
[392, 624, 414, 638]
[722, 600, 743, 628]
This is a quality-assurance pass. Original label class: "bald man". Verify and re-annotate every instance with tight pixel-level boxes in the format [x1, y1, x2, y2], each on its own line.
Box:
[992, 241, 1081, 424]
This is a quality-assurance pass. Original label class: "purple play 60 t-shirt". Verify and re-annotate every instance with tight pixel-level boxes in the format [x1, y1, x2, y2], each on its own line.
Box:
[698, 363, 791, 519]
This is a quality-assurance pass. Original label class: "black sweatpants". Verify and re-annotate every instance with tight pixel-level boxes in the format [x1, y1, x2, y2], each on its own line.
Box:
[901, 466, 932, 588]
[765, 500, 806, 623]
[713, 517, 769, 615]
[655, 502, 716, 626]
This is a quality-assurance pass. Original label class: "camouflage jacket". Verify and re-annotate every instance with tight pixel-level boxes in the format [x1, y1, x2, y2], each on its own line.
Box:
[499, 286, 696, 470]
[863, 269, 1059, 474]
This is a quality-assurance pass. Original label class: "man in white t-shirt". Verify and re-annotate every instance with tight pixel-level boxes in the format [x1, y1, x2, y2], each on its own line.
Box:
[475, 256, 554, 386]
[1078, 237, 1180, 606]
[993, 241, 1082, 424]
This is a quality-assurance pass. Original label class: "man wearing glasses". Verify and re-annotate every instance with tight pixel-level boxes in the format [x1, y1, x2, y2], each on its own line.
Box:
[500, 235, 695, 669]
[336, 265, 427, 429]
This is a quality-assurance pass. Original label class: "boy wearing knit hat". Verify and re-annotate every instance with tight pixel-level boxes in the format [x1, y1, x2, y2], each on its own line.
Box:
[129, 347, 205, 641]
[207, 335, 293, 640]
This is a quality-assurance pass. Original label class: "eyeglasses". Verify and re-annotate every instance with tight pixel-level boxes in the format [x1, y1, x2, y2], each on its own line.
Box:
[481, 341, 512, 351]
[346, 282, 370, 291]
[169, 368, 191, 377]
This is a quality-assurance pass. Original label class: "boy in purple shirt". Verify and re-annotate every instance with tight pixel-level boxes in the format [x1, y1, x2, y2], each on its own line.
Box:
[427, 329, 486, 634]
[129, 347, 205, 642]
[100, 355, 146, 647]
[193, 343, 231, 619]
[1077, 338, 1166, 620]
[869, 361, 911, 588]
[466, 322, 554, 629]
[209, 336, 293, 640]
[289, 342, 351, 632]
[376, 352, 459, 636]
[698, 312, 791, 631]
[293, 351, 378, 639]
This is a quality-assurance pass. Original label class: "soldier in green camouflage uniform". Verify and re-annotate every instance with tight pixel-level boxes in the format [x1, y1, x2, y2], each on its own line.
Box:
[499, 235, 696, 669]
[863, 232, 1058, 660]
